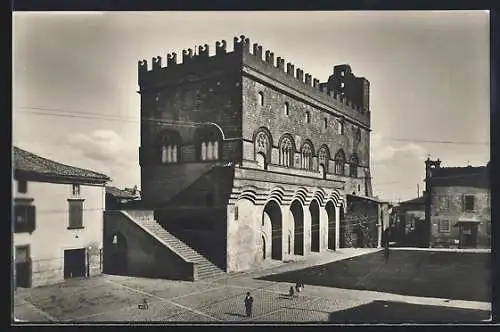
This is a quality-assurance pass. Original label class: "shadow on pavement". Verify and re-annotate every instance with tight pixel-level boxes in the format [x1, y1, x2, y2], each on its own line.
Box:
[328, 300, 491, 323]
[257, 250, 491, 302]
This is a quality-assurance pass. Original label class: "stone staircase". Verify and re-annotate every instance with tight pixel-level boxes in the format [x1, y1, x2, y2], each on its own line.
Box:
[127, 212, 226, 280]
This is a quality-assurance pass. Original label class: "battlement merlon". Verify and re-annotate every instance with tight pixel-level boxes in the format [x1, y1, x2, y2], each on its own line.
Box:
[137, 35, 371, 117]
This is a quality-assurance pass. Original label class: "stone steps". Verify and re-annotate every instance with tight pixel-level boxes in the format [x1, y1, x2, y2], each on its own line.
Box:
[133, 217, 225, 280]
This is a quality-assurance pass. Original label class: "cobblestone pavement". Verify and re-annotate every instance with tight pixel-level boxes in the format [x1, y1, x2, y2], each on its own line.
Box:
[12, 248, 491, 323]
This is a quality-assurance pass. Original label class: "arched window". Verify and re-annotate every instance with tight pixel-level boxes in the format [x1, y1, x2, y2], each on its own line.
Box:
[300, 141, 314, 170]
[350, 153, 359, 177]
[195, 126, 222, 161]
[158, 130, 181, 164]
[334, 149, 346, 175]
[254, 128, 272, 170]
[279, 135, 295, 168]
[258, 91, 264, 106]
[318, 145, 330, 173]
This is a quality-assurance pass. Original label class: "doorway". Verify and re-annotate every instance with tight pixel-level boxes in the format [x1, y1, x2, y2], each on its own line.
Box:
[64, 248, 87, 279]
[309, 200, 320, 252]
[15, 246, 31, 288]
[459, 223, 478, 249]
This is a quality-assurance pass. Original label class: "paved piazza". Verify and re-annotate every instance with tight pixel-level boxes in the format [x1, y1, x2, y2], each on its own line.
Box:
[13, 248, 491, 324]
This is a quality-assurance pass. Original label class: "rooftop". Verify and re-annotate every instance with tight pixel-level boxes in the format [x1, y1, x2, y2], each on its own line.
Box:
[431, 165, 489, 189]
[13, 146, 110, 184]
[106, 186, 139, 199]
[399, 196, 425, 206]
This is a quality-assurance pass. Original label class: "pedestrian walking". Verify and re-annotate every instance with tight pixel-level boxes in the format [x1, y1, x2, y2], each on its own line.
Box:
[384, 242, 390, 263]
[244, 292, 254, 317]
[289, 286, 295, 298]
[295, 282, 301, 293]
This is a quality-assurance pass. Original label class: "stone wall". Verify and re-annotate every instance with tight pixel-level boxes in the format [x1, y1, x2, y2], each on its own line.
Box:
[103, 211, 195, 280]
[340, 196, 379, 248]
[430, 186, 491, 248]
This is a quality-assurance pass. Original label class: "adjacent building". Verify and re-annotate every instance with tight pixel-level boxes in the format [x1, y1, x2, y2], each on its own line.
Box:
[105, 186, 141, 210]
[131, 35, 381, 275]
[13, 147, 110, 288]
[389, 196, 426, 246]
[425, 158, 490, 249]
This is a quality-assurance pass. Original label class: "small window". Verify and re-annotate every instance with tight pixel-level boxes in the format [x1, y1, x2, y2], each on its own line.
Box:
[14, 205, 36, 233]
[234, 206, 239, 220]
[305, 111, 311, 123]
[341, 71, 345, 77]
[338, 120, 344, 135]
[340, 82, 345, 88]
[438, 220, 450, 233]
[284, 102, 289, 116]
[464, 195, 475, 211]
[358, 184, 361, 192]
[355, 128, 361, 141]
[258, 92, 264, 106]
[17, 180, 27, 194]
[68, 199, 84, 229]
[324, 118, 328, 129]
[72, 184, 81, 196]
[155, 93, 160, 102]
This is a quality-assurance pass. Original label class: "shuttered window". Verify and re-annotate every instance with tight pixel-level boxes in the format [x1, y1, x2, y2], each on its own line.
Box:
[14, 205, 36, 233]
[463, 195, 475, 212]
[68, 199, 84, 229]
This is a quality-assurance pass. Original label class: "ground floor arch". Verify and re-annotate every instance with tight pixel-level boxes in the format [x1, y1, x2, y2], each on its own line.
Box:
[325, 201, 336, 250]
[339, 204, 346, 248]
[107, 232, 128, 275]
[263, 200, 283, 260]
[309, 199, 320, 252]
[290, 200, 304, 255]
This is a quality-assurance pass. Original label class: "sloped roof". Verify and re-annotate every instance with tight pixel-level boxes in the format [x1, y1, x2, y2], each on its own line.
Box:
[13, 146, 110, 183]
[106, 186, 137, 199]
[399, 196, 425, 206]
[431, 165, 489, 188]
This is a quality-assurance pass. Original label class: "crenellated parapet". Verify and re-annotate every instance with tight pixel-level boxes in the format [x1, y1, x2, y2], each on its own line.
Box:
[137, 34, 371, 123]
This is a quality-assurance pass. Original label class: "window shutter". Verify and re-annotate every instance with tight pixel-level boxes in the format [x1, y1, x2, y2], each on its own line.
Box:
[69, 201, 83, 228]
[28, 206, 36, 233]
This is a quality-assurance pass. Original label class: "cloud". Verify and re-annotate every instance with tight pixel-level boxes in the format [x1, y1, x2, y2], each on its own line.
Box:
[371, 132, 427, 163]
[68, 129, 135, 164]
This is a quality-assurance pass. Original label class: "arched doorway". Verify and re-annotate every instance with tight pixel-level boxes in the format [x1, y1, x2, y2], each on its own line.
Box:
[339, 204, 346, 248]
[325, 201, 336, 250]
[263, 200, 282, 260]
[309, 200, 320, 252]
[290, 200, 304, 255]
[107, 232, 128, 275]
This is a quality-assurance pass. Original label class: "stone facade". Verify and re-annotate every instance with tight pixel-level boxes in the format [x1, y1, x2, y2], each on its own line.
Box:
[430, 186, 491, 248]
[138, 36, 376, 273]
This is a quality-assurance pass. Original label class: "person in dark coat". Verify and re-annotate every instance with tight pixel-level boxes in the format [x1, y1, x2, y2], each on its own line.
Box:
[244, 292, 254, 317]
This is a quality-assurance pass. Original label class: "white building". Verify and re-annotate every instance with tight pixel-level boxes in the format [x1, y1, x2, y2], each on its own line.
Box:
[13, 146, 110, 288]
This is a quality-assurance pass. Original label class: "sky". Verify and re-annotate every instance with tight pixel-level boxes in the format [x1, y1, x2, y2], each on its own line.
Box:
[12, 11, 490, 202]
